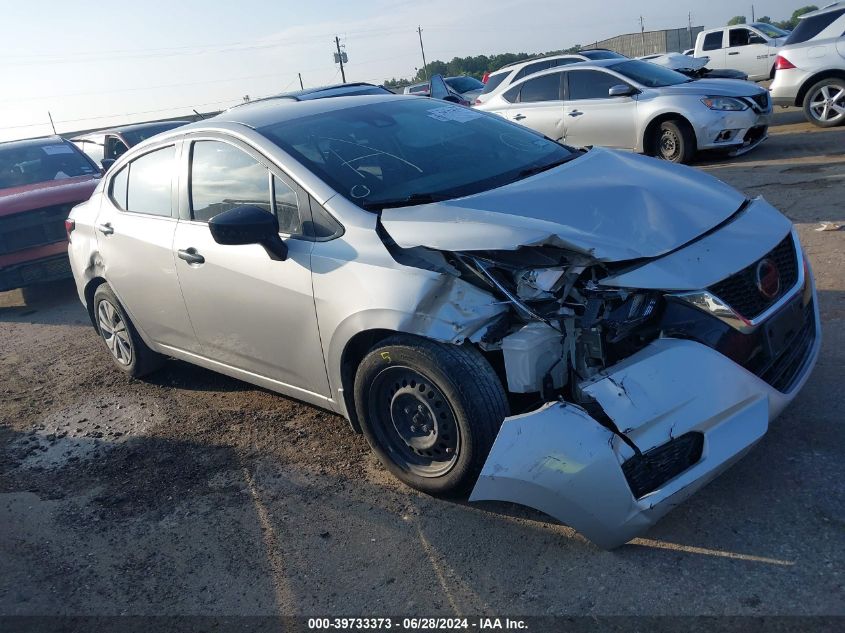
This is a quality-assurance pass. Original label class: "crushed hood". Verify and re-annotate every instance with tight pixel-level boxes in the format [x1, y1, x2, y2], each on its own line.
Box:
[380, 148, 745, 262]
[657, 78, 766, 97]
[645, 52, 709, 71]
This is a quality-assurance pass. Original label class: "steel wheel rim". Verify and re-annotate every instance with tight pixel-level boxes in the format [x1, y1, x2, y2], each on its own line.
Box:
[367, 366, 461, 478]
[809, 84, 845, 123]
[659, 129, 680, 160]
[98, 300, 132, 366]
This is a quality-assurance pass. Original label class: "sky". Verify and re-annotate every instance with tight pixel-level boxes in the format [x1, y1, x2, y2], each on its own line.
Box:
[0, 0, 803, 141]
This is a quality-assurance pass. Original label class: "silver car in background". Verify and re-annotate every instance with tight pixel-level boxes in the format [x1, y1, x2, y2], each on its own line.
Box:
[476, 59, 772, 162]
[475, 49, 626, 106]
[770, 2, 845, 127]
[67, 95, 819, 548]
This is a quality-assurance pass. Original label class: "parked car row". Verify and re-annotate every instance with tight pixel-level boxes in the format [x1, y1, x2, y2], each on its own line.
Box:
[476, 58, 772, 163]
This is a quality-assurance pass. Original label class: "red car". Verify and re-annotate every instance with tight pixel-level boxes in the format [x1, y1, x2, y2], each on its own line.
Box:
[0, 136, 100, 292]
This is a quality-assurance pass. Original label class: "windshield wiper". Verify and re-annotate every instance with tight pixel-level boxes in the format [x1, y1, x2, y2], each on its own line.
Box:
[516, 153, 580, 180]
[362, 192, 447, 211]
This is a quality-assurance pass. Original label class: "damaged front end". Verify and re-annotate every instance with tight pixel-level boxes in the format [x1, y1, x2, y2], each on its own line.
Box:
[380, 195, 820, 549]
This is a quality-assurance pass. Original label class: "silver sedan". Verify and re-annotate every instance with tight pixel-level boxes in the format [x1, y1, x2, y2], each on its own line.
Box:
[475, 59, 772, 163]
[68, 95, 818, 548]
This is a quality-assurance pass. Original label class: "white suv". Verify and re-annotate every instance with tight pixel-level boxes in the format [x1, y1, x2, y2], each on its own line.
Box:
[475, 49, 625, 105]
[770, 2, 845, 127]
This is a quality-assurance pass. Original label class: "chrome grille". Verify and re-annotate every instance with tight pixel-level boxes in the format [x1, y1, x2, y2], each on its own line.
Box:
[708, 235, 798, 320]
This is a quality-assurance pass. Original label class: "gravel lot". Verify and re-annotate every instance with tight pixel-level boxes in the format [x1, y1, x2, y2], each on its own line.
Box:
[1, 109, 843, 617]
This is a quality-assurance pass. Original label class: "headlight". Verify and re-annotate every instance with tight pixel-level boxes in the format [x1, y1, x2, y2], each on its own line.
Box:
[701, 96, 748, 111]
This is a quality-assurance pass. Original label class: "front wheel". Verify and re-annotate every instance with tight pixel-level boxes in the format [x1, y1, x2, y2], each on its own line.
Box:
[354, 336, 509, 496]
[803, 78, 845, 128]
[652, 119, 695, 164]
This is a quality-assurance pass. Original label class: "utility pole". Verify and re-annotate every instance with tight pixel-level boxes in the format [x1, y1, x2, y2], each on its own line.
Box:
[751, 5, 756, 21]
[47, 111, 57, 135]
[417, 26, 429, 81]
[688, 12, 692, 33]
[639, 16, 646, 53]
[335, 36, 346, 83]
[298, 73, 304, 90]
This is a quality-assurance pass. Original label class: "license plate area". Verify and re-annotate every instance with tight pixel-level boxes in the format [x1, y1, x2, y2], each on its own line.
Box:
[763, 296, 804, 359]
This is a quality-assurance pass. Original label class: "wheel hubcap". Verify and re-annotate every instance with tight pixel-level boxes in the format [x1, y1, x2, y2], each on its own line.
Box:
[660, 130, 679, 159]
[369, 367, 460, 477]
[98, 300, 132, 366]
[810, 85, 845, 122]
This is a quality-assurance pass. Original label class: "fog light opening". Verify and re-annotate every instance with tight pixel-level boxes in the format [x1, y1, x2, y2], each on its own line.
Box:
[715, 129, 739, 142]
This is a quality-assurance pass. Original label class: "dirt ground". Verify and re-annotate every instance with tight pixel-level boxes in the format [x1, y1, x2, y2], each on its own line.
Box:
[1, 109, 843, 617]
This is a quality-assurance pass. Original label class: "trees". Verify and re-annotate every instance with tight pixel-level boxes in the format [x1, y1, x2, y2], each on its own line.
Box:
[776, 5, 818, 30]
[727, 15, 747, 25]
[385, 45, 584, 87]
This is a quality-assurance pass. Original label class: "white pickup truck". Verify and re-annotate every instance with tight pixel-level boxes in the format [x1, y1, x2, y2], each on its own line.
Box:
[693, 23, 790, 81]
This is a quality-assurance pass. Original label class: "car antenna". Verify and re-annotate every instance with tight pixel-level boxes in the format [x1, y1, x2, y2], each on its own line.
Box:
[192, 109, 206, 120]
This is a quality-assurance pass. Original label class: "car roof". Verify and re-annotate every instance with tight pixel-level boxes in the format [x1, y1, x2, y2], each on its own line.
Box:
[206, 93, 411, 130]
[499, 59, 628, 86]
[798, 2, 845, 17]
[0, 135, 70, 149]
[495, 53, 587, 73]
[236, 82, 390, 106]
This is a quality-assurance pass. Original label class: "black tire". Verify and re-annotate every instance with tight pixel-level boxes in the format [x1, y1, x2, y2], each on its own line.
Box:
[354, 335, 509, 497]
[802, 78, 845, 128]
[652, 119, 696, 164]
[93, 284, 165, 378]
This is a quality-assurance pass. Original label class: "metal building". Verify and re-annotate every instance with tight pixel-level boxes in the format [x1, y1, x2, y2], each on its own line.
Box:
[585, 26, 705, 57]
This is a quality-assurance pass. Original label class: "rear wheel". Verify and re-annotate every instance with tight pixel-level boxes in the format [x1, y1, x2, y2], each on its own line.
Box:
[93, 284, 165, 378]
[354, 335, 509, 496]
[652, 119, 695, 164]
[803, 78, 845, 128]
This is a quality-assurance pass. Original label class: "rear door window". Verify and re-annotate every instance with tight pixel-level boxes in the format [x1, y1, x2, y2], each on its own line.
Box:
[786, 8, 845, 44]
[702, 31, 724, 50]
[513, 60, 552, 82]
[480, 71, 509, 95]
[519, 73, 562, 102]
[125, 146, 175, 217]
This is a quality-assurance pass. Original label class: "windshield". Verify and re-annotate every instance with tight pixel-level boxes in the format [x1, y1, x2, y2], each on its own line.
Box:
[751, 22, 789, 38]
[259, 99, 576, 210]
[609, 59, 690, 87]
[0, 140, 97, 190]
[120, 121, 187, 145]
[446, 76, 484, 93]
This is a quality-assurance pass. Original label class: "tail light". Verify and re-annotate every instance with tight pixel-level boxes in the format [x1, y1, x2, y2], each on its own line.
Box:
[64, 218, 75, 242]
[775, 55, 796, 70]
[482, 71, 490, 84]
[475, 98, 482, 105]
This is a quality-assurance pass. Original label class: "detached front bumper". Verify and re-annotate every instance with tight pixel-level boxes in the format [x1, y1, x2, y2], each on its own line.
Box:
[470, 297, 820, 549]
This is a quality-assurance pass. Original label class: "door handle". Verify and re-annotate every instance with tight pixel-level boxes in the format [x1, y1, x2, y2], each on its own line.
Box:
[514, 113, 527, 120]
[568, 110, 583, 117]
[177, 248, 205, 265]
[96, 223, 114, 235]
[728, 51, 740, 55]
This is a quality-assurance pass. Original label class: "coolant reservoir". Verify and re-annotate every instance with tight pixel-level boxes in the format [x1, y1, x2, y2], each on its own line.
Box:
[501, 322, 566, 393]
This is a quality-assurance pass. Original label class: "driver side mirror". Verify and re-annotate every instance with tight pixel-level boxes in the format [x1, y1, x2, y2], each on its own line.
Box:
[608, 84, 637, 97]
[208, 205, 288, 261]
